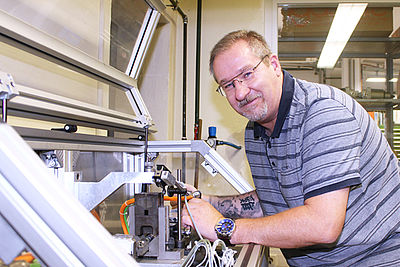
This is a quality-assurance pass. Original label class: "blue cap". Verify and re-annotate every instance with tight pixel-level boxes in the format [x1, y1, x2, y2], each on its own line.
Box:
[208, 126, 216, 138]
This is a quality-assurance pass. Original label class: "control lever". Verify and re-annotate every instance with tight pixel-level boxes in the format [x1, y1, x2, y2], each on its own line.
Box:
[153, 165, 187, 196]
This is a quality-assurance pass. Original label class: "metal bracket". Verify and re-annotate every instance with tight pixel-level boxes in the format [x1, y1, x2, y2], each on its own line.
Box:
[75, 172, 154, 210]
[0, 72, 19, 100]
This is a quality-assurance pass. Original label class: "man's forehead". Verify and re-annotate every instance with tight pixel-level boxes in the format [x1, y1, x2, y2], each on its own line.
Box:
[214, 43, 257, 83]
[221, 40, 251, 58]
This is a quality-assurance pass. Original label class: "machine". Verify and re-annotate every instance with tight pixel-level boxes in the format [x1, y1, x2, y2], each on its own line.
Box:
[0, 1, 268, 266]
[0, 122, 260, 266]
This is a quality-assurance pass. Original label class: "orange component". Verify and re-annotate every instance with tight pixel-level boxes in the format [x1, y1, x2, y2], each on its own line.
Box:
[14, 252, 35, 263]
[119, 195, 193, 235]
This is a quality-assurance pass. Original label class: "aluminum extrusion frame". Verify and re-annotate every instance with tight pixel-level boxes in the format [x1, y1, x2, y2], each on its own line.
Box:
[147, 140, 253, 194]
[0, 123, 139, 266]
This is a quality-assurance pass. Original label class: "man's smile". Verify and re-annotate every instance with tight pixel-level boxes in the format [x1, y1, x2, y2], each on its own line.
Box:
[238, 93, 262, 108]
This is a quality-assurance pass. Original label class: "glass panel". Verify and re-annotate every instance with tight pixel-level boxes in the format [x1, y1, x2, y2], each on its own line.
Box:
[110, 0, 150, 72]
[0, 40, 135, 117]
[0, 0, 155, 118]
[0, 0, 151, 71]
[108, 0, 152, 114]
[0, 41, 99, 105]
[0, 0, 103, 59]
[109, 86, 134, 115]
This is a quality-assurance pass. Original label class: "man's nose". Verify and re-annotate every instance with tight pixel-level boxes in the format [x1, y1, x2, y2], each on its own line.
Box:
[234, 80, 250, 100]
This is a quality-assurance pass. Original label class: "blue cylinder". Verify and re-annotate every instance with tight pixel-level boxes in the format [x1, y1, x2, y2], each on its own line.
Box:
[208, 126, 217, 138]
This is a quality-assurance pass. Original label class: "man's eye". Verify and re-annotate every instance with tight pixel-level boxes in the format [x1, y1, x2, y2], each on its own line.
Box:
[224, 82, 234, 90]
[242, 71, 254, 80]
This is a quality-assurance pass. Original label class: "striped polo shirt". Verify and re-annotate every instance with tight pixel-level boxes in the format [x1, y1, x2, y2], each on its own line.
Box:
[244, 70, 400, 266]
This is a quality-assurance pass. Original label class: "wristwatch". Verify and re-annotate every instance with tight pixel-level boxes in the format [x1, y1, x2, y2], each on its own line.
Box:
[214, 218, 236, 242]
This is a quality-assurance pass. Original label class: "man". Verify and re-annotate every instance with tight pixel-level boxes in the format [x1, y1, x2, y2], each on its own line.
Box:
[182, 30, 400, 266]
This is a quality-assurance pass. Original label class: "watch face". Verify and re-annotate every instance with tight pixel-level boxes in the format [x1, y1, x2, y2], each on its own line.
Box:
[215, 218, 235, 237]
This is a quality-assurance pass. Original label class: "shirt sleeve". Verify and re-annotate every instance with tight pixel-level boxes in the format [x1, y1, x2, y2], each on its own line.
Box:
[301, 98, 362, 200]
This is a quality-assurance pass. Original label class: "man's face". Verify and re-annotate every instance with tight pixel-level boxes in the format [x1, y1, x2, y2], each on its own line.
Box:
[213, 40, 283, 128]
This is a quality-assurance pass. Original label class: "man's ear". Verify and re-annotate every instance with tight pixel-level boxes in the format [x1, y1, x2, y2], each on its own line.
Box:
[269, 54, 282, 76]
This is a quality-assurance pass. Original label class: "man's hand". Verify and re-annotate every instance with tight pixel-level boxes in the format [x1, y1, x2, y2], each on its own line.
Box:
[184, 183, 198, 193]
[170, 184, 199, 209]
[182, 198, 222, 241]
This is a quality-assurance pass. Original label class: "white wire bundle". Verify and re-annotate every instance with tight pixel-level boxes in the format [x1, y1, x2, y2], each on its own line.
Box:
[182, 196, 237, 267]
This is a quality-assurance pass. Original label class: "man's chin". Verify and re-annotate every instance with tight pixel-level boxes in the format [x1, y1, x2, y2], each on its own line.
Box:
[242, 112, 266, 122]
[238, 102, 267, 121]
[239, 107, 266, 121]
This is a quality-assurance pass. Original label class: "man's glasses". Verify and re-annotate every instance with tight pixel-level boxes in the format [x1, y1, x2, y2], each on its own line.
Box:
[216, 55, 268, 96]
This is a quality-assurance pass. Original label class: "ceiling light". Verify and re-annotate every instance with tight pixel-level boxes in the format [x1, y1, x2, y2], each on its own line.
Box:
[366, 77, 386, 82]
[366, 77, 398, 83]
[317, 3, 368, 69]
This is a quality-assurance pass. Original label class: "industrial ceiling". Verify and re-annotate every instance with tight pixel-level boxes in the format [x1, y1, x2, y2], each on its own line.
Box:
[278, 4, 400, 69]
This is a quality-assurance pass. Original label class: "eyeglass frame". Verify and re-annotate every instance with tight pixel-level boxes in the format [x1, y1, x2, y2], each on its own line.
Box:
[215, 54, 268, 96]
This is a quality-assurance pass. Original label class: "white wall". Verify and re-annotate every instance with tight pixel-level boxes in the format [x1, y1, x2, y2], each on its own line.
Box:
[157, 0, 270, 195]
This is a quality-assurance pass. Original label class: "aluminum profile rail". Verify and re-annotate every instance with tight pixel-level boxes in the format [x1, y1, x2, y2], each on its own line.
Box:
[148, 140, 253, 194]
[14, 126, 145, 152]
[0, 123, 139, 266]
[14, 127, 252, 193]
[10, 85, 149, 134]
[126, 8, 160, 80]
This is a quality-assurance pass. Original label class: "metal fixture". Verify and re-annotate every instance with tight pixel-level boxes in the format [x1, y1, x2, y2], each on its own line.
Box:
[0, 72, 19, 123]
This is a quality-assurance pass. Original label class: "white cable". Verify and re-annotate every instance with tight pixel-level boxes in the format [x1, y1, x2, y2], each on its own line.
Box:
[182, 195, 236, 266]
[182, 239, 237, 267]
[182, 239, 210, 267]
[184, 195, 203, 240]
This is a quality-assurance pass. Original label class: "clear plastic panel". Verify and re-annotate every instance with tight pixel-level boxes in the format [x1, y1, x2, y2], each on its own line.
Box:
[0, 0, 152, 121]
[0, 0, 150, 71]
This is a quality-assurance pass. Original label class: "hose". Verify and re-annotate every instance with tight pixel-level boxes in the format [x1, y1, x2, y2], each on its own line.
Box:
[119, 195, 193, 234]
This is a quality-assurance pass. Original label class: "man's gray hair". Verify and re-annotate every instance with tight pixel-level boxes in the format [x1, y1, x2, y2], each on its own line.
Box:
[209, 30, 272, 80]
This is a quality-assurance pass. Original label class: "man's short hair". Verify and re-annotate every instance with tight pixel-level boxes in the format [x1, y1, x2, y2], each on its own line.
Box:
[209, 30, 272, 80]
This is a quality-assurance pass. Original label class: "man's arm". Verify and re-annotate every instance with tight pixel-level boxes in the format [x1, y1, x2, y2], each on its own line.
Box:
[203, 190, 264, 219]
[231, 187, 350, 248]
[182, 187, 349, 248]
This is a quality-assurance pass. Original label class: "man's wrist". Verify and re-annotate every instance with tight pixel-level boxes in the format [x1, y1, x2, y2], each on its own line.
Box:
[214, 217, 236, 243]
[229, 218, 242, 245]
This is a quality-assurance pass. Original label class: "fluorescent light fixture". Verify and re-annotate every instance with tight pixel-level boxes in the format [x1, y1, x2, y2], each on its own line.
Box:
[317, 3, 368, 69]
[366, 77, 398, 83]
[366, 77, 386, 82]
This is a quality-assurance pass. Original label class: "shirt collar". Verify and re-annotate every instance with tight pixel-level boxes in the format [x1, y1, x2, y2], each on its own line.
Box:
[254, 69, 294, 139]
